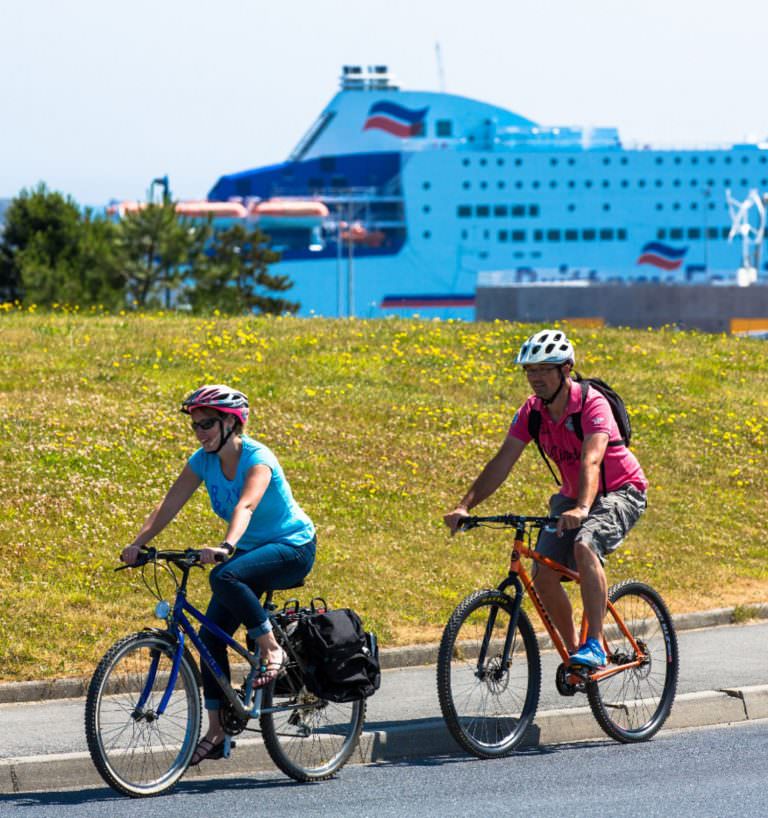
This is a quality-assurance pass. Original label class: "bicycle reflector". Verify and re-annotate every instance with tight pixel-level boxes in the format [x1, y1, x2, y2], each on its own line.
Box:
[154, 600, 171, 620]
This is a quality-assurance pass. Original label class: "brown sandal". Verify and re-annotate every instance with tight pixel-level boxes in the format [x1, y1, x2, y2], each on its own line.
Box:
[252, 649, 288, 689]
[190, 737, 231, 766]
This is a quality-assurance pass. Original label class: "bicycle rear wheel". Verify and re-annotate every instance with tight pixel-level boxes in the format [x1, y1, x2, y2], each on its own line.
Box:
[587, 580, 678, 742]
[260, 660, 366, 782]
[437, 589, 541, 759]
[85, 631, 202, 797]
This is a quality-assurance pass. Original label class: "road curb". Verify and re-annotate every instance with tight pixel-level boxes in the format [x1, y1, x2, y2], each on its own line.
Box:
[2, 685, 767, 795]
[1, 604, 766, 705]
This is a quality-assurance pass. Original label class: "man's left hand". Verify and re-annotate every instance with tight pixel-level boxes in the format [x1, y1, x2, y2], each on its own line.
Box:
[556, 506, 589, 536]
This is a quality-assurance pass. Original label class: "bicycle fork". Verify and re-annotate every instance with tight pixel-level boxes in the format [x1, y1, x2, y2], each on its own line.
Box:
[476, 575, 526, 680]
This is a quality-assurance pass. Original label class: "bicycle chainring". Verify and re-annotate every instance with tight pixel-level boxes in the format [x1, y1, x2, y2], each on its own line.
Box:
[220, 700, 249, 736]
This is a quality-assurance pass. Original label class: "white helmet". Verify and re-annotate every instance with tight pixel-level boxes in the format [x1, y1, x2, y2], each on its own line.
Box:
[515, 329, 575, 366]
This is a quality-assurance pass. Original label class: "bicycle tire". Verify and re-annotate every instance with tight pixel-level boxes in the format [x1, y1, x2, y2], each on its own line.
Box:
[85, 631, 202, 797]
[587, 580, 678, 743]
[260, 657, 366, 781]
[437, 589, 541, 759]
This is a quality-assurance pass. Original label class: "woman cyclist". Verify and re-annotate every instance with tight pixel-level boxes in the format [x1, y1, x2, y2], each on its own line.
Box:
[121, 384, 316, 766]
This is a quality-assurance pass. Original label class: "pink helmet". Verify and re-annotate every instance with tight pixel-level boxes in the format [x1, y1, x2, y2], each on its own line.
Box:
[181, 384, 249, 425]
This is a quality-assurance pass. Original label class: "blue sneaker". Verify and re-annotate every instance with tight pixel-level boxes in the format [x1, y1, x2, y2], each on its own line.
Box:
[569, 638, 606, 668]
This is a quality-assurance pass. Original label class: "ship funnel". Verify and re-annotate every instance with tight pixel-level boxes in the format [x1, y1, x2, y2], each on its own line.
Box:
[340, 65, 398, 91]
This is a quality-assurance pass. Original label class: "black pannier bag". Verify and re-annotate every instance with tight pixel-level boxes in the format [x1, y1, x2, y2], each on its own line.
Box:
[297, 608, 381, 703]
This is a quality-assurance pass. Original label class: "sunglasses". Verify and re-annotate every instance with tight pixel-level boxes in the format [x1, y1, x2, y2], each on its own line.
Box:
[190, 417, 219, 432]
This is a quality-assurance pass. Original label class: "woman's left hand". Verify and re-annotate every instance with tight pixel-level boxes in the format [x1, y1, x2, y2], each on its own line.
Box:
[199, 547, 230, 565]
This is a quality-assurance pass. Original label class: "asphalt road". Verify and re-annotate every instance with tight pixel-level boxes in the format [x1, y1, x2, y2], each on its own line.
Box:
[1, 720, 766, 818]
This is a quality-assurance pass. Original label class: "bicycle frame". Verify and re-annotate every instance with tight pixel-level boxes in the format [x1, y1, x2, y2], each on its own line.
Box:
[138, 562, 303, 724]
[497, 521, 648, 684]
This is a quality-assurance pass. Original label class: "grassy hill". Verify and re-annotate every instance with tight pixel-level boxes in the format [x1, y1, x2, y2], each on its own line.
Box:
[1, 306, 767, 681]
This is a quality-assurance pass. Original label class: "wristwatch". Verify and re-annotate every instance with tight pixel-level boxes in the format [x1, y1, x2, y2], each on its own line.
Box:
[220, 541, 236, 555]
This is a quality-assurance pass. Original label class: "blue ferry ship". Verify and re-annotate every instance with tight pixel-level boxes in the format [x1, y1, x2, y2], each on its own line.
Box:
[205, 65, 768, 318]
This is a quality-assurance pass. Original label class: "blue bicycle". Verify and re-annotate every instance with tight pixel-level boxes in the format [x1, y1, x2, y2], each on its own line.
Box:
[85, 548, 366, 797]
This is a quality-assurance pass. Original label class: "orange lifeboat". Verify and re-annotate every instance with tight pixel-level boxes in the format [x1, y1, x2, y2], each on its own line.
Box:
[106, 200, 247, 220]
[340, 224, 386, 248]
[250, 200, 329, 229]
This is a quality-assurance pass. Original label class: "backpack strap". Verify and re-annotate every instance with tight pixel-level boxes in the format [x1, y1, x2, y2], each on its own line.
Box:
[571, 381, 608, 497]
[528, 408, 561, 487]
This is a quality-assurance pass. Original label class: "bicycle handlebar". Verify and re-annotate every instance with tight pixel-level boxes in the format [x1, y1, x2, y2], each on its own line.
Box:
[458, 514, 558, 531]
[116, 547, 224, 572]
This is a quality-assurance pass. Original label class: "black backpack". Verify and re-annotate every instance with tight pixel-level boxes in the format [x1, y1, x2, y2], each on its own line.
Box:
[528, 375, 631, 496]
[297, 608, 381, 703]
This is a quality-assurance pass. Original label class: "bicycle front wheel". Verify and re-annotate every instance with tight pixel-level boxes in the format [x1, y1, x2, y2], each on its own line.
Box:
[85, 631, 202, 797]
[437, 589, 541, 759]
[587, 580, 679, 743]
[260, 668, 366, 781]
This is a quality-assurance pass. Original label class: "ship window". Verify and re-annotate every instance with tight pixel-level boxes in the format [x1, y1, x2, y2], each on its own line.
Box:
[655, 157, 663, 165]
[620, 157, 628, 165]
[565, 229, 578, 241]
[423, 205, 431, 214]
[463, 181, 471, 189]
[457, 205, 471, 217]
[320, 157, 336, 171]
[603, 157, 611, 166]
[722, 227, 730, 238]
[673, 179, 681, 187]
[690, 179, 698, 187]
[411, 122, 425, 138]
[761, 157, 767, 164]
[581, 229, 595, 241]
[422, 181, 431, 190]
[706, 178, 715, 186]
[708, 156, 716, 164]
[599, 228, 614, 240]
[741, 156, 749, 164]
[763, 178, 768, 185]
[618, 228, 627, 240]
[480, 158, 487, 166]
[307, 176, 323, 190]
[462, 158, 470, 166]
[497, 158, 505, 166]
[723, 178, 731, 185]
[567, 204, 576, 212]
[707, 227, 718, 238]
[691, 157, 699, 165]
[476, 205, 490, 217]
[673, 203, 681, 210]
[331, 175, 348, 188]
[515, 159, 523, 166]
[480, 181, 488, 189]
[529, 204, 540, 216]
[483, 230, 490, 239]
[534, 229, 543, 242]
[656, 203, 663, 211]
[688, 228, 701, 239]
[498, 230, 509, 242]
[674, 157, 682, 165]
[603, 204, 611, 211]
[584, 180, 593, 188]
[515, 181, 523, 189]
[708, 202, 716, 210]
[724, 157, 732, 164]
[638, 179, 646, 188]
[567, 180, 575, 188]
[550, 181, 558, 188]
[550, 158, 558, 167]
[657, 228, 667, 239]
[670, 228, 683, 239]
[567, 158, 575, 166]
[436, 119, 453, 137]
[655, 180, 663, 187]
[740, 178, 748, 186]
[690, 202, 698, 210]
[494, 205, 509, 217]
[621, 180, 629, 188]
[533, 181, 541, 189]
[497, 181, 506, 189]
[423, 230, 431, 239]
[511, 205, 525, 217]
[602, 180, 610, 188]
[547, 229, 561, 241]
[512, 230, 525, 242]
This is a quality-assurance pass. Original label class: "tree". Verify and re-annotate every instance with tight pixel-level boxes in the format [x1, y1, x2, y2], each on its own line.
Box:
[118, 200, 210, 308]
[188, 223, 298, 314]
[0, 183, 125, 306]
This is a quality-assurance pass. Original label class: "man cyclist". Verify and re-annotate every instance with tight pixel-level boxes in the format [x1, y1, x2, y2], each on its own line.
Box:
[444, 329, 648, 668]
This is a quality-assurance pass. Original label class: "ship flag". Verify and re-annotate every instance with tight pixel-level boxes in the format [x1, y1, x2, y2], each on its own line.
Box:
[363, 101, 429, 137]
[636, 241, 688, 271]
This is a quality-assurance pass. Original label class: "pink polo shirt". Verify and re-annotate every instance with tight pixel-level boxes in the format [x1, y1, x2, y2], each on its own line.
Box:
[508, 380, 648, 499]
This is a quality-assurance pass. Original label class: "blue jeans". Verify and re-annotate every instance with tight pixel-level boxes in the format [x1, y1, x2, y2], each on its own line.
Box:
[200, 537, 316, 709]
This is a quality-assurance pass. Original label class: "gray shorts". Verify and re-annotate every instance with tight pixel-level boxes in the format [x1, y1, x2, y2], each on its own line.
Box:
[535, 484, 647, 572]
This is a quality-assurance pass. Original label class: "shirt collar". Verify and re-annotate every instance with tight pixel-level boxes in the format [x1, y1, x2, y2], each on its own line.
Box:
[533, 379, 581, 423]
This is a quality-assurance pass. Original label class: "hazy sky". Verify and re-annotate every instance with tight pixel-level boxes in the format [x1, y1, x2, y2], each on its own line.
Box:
[2, 0, 767, 205]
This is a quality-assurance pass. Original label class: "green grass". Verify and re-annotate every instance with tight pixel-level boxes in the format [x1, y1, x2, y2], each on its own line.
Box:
[1, 305, 767, 681]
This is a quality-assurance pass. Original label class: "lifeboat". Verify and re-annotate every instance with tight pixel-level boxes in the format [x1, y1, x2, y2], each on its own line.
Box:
[106, 201, 247, 220]
[340, 224, 386, 248]
[250, 200, 329, 229]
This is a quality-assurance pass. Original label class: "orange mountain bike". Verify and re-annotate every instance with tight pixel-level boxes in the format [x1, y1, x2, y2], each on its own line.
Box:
[437, 514, 679, 758]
